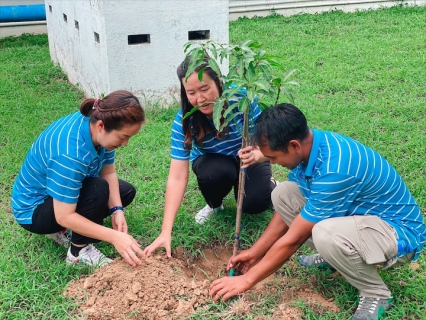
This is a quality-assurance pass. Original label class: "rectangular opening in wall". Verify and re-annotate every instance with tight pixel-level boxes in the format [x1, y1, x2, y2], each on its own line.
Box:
[63, 13, 67, 23]
[75, 20, 79, 30]
[188, 30, 210, 40]
[49, 5, 52, 13]
[128, 34, 150, 45]
[94, 32, 100, 43]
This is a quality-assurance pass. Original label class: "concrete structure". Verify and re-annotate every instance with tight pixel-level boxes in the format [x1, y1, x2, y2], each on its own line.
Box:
[44, 0, 229, 105]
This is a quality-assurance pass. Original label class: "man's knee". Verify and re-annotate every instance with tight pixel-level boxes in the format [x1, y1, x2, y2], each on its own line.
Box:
[271, 181, 305, 217]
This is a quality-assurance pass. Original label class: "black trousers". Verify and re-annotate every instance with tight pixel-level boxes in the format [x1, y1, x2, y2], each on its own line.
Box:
[192, 153, 274, 214]
[20, 177, 136, 245]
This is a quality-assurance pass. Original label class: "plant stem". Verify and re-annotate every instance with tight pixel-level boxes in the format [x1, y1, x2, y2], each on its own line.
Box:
[233, 108, 250, 259]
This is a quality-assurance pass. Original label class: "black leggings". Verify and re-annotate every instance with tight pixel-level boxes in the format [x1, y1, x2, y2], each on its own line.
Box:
[192, 153, 274, 214]
[20, 177, 136, 245]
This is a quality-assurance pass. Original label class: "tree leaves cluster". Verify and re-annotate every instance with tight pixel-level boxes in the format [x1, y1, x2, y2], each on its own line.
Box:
[183, 39, 298, 134]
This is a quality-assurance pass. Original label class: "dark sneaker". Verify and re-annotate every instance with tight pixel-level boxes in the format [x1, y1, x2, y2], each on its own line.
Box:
[297, 253, 335, 270]
[46, 229, 71, 248]
[352, 296, 394, 320]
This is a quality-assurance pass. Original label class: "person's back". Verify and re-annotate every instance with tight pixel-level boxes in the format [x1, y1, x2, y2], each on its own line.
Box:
[289, 129, 423, 258]
[12, 112, 114, 224]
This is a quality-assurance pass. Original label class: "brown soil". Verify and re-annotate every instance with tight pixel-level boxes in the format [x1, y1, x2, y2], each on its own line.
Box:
[64, 247, 340, 319]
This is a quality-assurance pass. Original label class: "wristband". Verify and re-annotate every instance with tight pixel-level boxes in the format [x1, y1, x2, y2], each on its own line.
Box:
[109, 206, 124, 215]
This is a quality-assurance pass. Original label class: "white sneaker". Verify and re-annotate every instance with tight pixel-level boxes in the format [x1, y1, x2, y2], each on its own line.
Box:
[46, 229, 71, 248]
[195, 204, 224, 224]
[66, 244, 113, 267]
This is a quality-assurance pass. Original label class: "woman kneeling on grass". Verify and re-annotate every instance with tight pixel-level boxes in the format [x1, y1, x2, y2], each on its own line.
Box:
[11, 90, 145, 268]
[143, 58, 276, 258]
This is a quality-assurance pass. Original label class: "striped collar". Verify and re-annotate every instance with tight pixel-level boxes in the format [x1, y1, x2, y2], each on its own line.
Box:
[304, 129, 321, 177]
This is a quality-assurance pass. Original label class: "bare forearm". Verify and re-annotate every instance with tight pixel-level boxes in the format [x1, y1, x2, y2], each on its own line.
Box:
[245, 239, 300, 287]
[161, 178, 188, 234]
[249, 212, 289, 259]
[57, 212, 117, 244]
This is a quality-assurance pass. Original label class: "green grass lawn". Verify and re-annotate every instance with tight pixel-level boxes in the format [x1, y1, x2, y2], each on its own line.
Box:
[1, 5, 426, 319]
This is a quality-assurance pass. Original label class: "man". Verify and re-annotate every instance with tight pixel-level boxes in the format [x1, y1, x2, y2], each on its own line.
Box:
[209, 104, 425, 320]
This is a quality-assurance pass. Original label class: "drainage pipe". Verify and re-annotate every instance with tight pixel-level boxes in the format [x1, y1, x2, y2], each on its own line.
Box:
[0, 4, 46, 23]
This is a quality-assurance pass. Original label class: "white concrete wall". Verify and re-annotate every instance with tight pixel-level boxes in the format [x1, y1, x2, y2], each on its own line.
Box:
[45, 0, 229, 105]
[45, 0, 109, 97]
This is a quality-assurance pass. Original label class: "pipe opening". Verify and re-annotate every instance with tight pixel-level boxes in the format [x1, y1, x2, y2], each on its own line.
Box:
[75, 20, 79, 30]
[63, 13, 67, 23]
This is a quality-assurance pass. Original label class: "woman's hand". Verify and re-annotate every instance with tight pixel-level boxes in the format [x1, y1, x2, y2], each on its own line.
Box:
[142, 232, 172, 258]
[111, 232, 144, 266]
[238, 145, 263, 169]
[111, 210, 128, 233]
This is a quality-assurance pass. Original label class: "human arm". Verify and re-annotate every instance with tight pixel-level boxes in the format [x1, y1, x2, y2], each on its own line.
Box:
[53, 199, 143, 266]
[100, 163, 127, 233]
[142, 159, 189, 258]
[210, 213, 315, 301]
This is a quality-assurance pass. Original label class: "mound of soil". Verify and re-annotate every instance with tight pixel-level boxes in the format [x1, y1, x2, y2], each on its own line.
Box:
[64, 247, 340, 319]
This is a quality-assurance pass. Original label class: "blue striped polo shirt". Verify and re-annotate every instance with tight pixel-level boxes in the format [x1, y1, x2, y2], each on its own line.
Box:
[290, 129, 425, 260]
[171, 97, 261, 163]
[11, 112, 115, 224]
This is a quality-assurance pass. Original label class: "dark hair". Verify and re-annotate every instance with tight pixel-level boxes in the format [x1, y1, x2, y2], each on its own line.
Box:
[176, 57, 227, 150]
[251, 103, 309, 152]
[80, 90, 145, 132]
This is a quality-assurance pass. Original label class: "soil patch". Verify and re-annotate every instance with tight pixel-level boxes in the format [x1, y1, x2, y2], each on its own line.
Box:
[64, 247, 340, 319]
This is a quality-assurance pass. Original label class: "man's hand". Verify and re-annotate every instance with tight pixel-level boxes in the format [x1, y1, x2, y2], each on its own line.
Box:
[209, 275, 252, 302]
[226, 249, 259, 275]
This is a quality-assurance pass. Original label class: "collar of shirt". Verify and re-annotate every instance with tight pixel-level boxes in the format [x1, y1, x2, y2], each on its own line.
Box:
[304, 128, 321, 177]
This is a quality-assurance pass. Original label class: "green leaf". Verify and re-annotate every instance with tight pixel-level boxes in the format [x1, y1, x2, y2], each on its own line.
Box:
[208, 59, 221, 77]
[258, 101, 270, 110]
[212, 99, 225, 130]
[210, 44, 218, 60]
[183, 106, 200, 119]
[198, 67, 206, 82]
[281, 86, 296, 104]
[223, 103, 240, 118]
[238, 96, 250, 113]
[286, 80, 300, 87]
[245, 61, 257, 84]
[219, 111, 242, 132]
[185, 49, 205, 81]
[253, 80, 271, 92]
[183, 42, 194, 54]
[272, 77, 282, 87]
[282, 68, 298, 82]
[267, 59, 285, 71]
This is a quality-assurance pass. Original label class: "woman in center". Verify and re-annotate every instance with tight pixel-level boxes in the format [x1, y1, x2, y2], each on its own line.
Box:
[144, 58, 275, 257]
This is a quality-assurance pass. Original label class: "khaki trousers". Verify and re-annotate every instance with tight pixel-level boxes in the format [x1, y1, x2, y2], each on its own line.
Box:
[271, 181, 414, 298]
